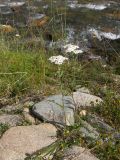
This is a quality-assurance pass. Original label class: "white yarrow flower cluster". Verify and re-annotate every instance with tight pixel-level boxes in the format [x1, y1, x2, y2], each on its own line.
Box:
[63, 44, 83, 54]
[49, 55, 68, 65]
[15, 34, 20, 37]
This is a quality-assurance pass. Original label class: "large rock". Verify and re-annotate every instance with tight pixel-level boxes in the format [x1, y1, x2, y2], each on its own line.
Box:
[32, 95, 75, 126]
[0, 4, 12, 15]
[28, 14, 48, 27]
[0, 114, 23, 127]
[0, 25, 15, 33]
[8, 2, 26, 13]
[86, 114, 115, 133]
[87, 28, 120, 52]
[32, 93, 102, 126]
[79, 119, 99, 141]
[0, 105, 23, 113]
[0, 123, 57, 160]
[0, 148, 25, 160]
[63, 145, 99, 160]
[73, 91, 103, 108]
[86, 114, 120, 140]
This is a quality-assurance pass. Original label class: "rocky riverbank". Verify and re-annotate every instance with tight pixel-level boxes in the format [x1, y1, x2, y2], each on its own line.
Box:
[0, 0, 120, 160]
[0, 86, 120, 160]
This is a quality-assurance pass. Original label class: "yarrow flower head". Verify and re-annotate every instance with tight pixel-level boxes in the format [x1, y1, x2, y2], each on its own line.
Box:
[49, 55, 68, 65]
[63, 44, 84, 54]
[15, 34, 20, 37]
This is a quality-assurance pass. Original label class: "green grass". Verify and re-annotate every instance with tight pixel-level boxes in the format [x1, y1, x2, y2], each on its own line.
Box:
[0, 49, 54, 97]
[94, 92, 120, 129]
[93, 138, 120, 160]
[0, 0, 120, 159]
[0, 123, 9, 137]
[0, 15, 120, 160]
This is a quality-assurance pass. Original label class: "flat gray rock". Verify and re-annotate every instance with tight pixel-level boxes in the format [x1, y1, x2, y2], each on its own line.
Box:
[86, 114, 115, 133]
[76, 87, 91, 94]
[73, 91, 103, 108]
[32, 95, 75, 126]
[79, 119, 99, 141]
[0, 123, 57, 160]
[0, 114, 23, 127]
[63, 145, 99, 160]
[0, 105, 23, 113]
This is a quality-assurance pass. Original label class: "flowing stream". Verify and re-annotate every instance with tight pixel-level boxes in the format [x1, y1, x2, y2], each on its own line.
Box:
[0, 0, 120, 56]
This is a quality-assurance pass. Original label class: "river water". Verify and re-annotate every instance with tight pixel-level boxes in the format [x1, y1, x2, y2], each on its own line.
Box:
[0, 0, 120, 58]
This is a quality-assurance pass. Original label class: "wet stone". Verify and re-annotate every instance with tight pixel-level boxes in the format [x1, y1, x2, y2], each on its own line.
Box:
[7, 2, 26, 8]
[7, 1, 26, 13]
[0, 4, 12, 15]
[28, 13, 48, 27]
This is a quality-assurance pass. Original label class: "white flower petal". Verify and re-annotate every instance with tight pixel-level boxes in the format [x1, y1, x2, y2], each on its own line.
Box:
[49, 55, 68, 65]
[63, 44, 84, 54]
